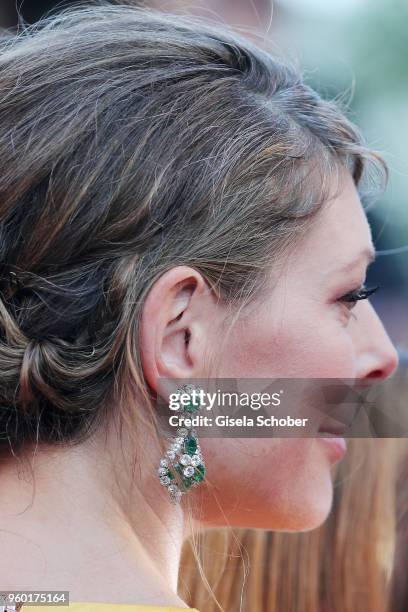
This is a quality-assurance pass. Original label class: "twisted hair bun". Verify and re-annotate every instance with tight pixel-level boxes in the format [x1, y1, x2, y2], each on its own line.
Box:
[0, 285, 114, 451]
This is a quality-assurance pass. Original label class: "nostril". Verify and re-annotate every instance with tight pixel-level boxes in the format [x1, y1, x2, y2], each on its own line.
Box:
[366, 369, 384, 380]
[364, 350, 399, 381]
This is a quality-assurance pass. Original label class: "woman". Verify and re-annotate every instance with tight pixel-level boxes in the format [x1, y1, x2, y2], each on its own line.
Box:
[0, 4, 398, 611]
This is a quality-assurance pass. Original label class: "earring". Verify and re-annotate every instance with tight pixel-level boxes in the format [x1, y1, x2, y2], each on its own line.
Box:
[157, 383, 206, 504]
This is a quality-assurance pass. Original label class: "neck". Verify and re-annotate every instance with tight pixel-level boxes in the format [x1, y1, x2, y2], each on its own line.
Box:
[0, 422, 191, 608]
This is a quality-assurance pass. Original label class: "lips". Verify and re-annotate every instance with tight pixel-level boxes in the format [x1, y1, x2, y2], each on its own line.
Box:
[317, 416, 349, 463]
[318, 417, 349, 437]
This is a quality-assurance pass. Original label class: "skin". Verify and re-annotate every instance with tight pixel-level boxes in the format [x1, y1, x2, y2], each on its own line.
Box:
[0, 172, 398, 605]
[142, 171, 398, 532]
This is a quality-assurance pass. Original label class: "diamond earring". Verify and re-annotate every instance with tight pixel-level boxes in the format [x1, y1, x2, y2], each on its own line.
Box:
[157, 383, 206, 504]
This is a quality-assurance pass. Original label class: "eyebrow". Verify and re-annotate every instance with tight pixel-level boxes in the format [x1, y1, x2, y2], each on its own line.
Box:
[336, 247, 376, 273]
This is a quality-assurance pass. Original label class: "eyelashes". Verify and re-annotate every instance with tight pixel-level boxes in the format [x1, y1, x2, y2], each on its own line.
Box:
[339, 284, 380, 309]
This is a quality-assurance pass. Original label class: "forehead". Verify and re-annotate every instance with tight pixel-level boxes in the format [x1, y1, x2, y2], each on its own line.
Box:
[292, 172, 374, 273]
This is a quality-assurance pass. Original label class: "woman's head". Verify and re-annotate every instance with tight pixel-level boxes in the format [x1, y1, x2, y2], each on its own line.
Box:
[0, 5, 398, 531]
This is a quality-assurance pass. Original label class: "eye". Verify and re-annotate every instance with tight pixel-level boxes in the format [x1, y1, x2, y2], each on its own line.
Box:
[339, 284, 380, 310]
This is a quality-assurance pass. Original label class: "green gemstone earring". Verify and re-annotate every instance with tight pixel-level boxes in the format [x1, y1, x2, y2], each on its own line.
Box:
[157, 383, 206, 504]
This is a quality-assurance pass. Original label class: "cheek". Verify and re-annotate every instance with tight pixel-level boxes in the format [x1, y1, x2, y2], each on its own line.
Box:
[216, 301, 356, 378]
[194, 438, 335, 531]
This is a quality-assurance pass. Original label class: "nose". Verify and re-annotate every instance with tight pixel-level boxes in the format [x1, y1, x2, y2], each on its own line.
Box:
[351, 300, 399, 382]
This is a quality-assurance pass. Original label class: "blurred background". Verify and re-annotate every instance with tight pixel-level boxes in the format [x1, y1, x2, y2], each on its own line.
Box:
[0, 0, 407, 358]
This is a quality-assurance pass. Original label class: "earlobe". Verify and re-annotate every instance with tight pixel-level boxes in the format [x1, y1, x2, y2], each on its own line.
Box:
[139, 266, 212, 396]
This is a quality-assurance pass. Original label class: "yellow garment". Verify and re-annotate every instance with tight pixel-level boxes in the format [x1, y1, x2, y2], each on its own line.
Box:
[25, 605, 199, 612]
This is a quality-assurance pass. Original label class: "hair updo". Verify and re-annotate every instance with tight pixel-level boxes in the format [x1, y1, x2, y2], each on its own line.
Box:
[0, 3, 386, 457]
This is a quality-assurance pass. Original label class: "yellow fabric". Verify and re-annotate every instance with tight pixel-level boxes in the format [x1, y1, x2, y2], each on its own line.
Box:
[25, 605, 199, 612]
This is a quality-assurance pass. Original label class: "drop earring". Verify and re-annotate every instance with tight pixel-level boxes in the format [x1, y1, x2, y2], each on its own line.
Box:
[157, 383, 206, 504]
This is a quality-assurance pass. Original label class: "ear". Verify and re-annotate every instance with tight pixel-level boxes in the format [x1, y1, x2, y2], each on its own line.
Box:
[140, 265, 217, 398]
